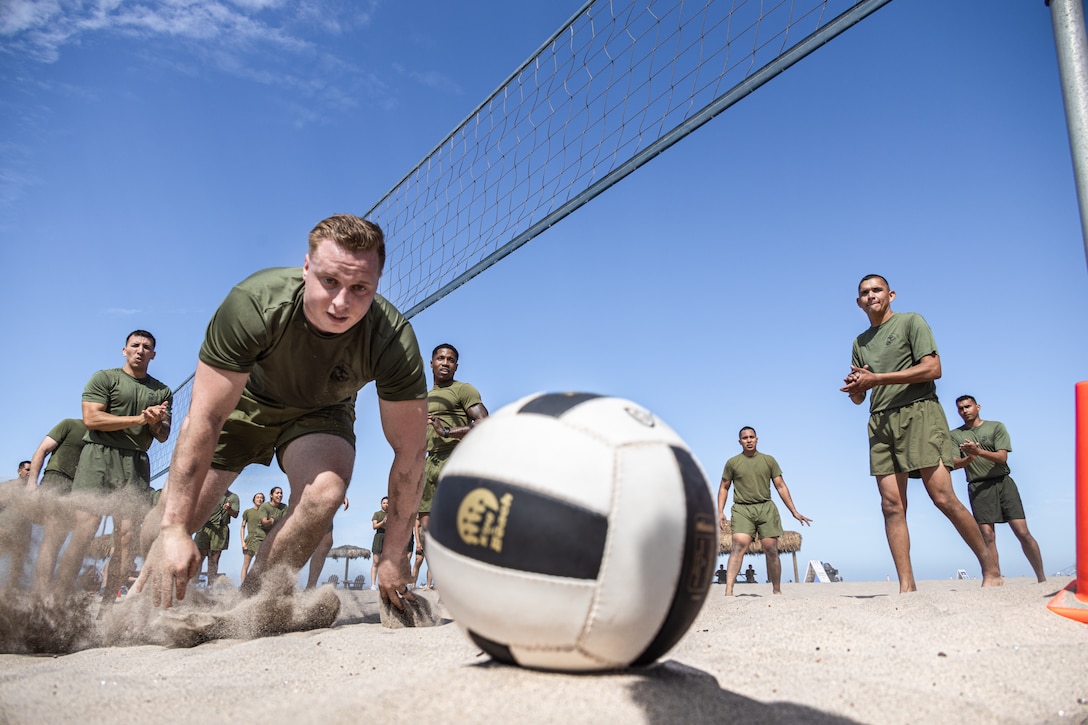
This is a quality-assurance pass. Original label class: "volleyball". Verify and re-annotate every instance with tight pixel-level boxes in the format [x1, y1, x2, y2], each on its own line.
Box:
[426, 392, 717, 672]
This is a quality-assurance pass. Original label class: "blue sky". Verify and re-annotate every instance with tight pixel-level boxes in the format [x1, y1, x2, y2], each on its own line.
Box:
[1, 0, 1084, 587]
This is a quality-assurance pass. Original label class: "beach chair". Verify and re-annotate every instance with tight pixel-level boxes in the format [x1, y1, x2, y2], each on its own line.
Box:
[350, 575, 366, 590]
[327, 574, 340, 588]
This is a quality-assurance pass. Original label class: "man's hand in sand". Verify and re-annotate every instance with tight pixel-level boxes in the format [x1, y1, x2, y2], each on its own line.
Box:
[377, 556, 415, 611]
[134, 524, 200, 608]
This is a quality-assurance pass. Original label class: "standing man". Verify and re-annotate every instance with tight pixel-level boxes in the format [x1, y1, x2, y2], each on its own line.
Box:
[415, 343, 489, 590]
[717, 427, 811, 596]
[26, 418, 88, 590]
[841, 274, 1000, 592]
[53, 330, 172, 600]
[193, 488, 240, 586]
[950, 395, 1046, 582]
[137, 215, 428, 621]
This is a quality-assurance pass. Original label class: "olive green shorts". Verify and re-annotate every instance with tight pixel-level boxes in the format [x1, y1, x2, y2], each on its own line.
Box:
[211, 395, 356, 473]
[420, 450, 451, 514]
[968, 475, 1026, 525]
[72, 443, 151, 494]
[194, 523, 230, 552]
[867, 398, 956, 477]
[244, 534, 264, 556]
[39, 470, 73, 495]
[731, 501, 784, 539]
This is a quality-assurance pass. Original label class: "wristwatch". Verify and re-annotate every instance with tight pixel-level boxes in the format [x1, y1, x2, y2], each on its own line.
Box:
[443, 426, 451, 437]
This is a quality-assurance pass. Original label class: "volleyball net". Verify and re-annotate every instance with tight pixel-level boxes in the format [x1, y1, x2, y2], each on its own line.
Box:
[149, 0, 892, 480]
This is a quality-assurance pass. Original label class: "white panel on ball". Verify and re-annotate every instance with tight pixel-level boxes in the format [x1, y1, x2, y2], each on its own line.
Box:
[581, 442, 690, 662]
[426, 539, 598, 646]
[443, 413, 614, 515]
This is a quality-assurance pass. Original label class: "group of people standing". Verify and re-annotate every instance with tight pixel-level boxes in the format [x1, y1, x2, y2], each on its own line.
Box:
[716, 274, 1045, 595]
[5, 330, 172, 602]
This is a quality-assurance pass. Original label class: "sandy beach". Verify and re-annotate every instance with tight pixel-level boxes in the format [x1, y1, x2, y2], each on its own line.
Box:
[0, 576, 1085, 724]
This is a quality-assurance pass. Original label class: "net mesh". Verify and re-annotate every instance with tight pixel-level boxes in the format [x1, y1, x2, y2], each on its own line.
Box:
[150, 0, 890, 479]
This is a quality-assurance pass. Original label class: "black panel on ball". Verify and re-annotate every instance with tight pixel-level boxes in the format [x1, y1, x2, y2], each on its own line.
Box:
[430, 474, 608, 580]
[468, 630, 517, 666]
[517, 392, 602, 417]
[631, 446, 716, 667]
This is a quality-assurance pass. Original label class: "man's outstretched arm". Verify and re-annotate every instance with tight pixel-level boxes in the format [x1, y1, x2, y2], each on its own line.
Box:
[376, 396, 427, 609]
[136, 361, 249, 608]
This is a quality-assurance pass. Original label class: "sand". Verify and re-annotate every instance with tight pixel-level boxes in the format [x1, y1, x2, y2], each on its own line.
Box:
[0, 577, 1085, 724]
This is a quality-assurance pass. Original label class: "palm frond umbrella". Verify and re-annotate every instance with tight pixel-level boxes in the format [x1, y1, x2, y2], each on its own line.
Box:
[327, 544, 371, 585]
[718, 519, 804, 583]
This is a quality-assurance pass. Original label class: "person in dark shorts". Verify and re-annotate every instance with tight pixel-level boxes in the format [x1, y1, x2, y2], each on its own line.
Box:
[239, 491, 265, 584]
[53, 330, 171, 601]
[194, 489, 240, 586]
[950, 395, 1045, 582]
[841, 274, 1000, 592]
[27, 418, 88, 591]
[717, 427, 811, 596]
[138, 215, 427, 618]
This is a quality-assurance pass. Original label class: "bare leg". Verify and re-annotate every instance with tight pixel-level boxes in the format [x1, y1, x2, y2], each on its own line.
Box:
[977, 522, 1001, 577]
[876, 472, 915, 593]
[244, 434, 351, 595]
[306, 530, 333, 589]
[724, 534, 751, 596]
[196, 549, 209, 584]
[412, 513, 427, 585]
[762, 537, 782, 593]
[240, 551, 253, 584]
[33, 512, 72, 593]
[53, 510, 101, 595]
[1007, 519, 1046, 582]
[370, 552, 380, 589]
[102, 517, 135, 603]
[207, 549, 223, 583]
[920, 463, 1002, 587]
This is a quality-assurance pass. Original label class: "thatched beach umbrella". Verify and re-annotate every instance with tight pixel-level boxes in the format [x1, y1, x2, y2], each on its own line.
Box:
[718, 519, 804, 583]
[327, 544, 371, 585]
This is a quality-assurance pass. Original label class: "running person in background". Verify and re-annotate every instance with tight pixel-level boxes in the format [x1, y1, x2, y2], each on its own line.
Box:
[415, 344, 488, 590]
[54, 330, 171, 601]
[950, 395, 1045, 582]
[841, 275, 1000, 592]
[27, 418, 88, 591]
[194, 489, 239, 586]
[239, 492, 265, 584]
[137, 215, 428, 620]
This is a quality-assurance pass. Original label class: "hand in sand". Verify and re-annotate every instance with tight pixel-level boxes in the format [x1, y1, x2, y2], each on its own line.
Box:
[377, 555, 415, 611]
[134, 524, 200, 609]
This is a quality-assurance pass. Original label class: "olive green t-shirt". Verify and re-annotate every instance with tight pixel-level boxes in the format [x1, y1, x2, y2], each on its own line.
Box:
[81, 368, 173, 452]
[851, 312, 939, 414]
[199, 267, 427, 410]
[43, 418, 88, 478]
[257, 500, 287, 530]
[950, 420, 1012, 482]
[722, 452, 782, 505]
[427, 380, 482, 455]
[206, 490, 240, 528]
[242, 507, 264, 544]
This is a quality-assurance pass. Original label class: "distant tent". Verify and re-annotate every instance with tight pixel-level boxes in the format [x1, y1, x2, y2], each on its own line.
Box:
[804, 560, 831, 583]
